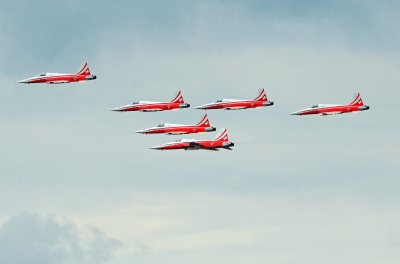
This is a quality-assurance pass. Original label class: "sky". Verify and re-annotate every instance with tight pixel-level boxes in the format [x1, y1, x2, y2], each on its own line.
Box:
[1, 0, 400, 263]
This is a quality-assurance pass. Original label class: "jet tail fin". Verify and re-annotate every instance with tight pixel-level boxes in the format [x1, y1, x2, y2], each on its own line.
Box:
[195, 114, 211, 127]
[170, 90, 185, 103]
[348, 93, 365, 106]
[76, 62, 92, 76]
[213, 128, 229, 142]
[253, 88, 268, 101]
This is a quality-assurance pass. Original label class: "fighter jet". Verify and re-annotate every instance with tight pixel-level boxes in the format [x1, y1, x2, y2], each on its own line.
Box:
[150, 128, 234, 151]
[17, 62, 96, 84]
[111, 90, 190, 112]
[195, 88, 273, 110]
[136, 114, 216, 135]
[290, 93, 370, 116]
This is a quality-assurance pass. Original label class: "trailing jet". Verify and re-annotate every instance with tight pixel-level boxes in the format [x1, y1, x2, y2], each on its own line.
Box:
[111, 90, 190, 112]
[136, 114, 216, 135]
[17, 62, 96, 84]
[150, 128, 234, 151]
[290, 93, 370, 116]
[195, 88, 273, 110]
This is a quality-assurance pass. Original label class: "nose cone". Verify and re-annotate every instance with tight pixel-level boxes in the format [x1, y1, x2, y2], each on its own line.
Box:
[135, 129, 148, 134]
[110, 107, 122, 112]
[290, 110, 301, 115]
[17, 79, 29, 83]
[194, 105, 206, 110]
[150, 145, 162, 150]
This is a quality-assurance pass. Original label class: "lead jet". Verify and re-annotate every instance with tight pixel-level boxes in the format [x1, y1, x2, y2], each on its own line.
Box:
[195, 88, 273, 110]
[136, 114, 216, 135]
[111, 90, 190, 112]
[150, 128, 234, 151]
[17, 62, 96, 84]
[290, 93, 370, 116]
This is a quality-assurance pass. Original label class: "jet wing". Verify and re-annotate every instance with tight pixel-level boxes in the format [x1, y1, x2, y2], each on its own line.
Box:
[225, 106, 247, 110]
[47, 81, 69, 84]
[140, 109, 164, 112]
[188, 141, 208, 150]
[167, 132, 189, 135]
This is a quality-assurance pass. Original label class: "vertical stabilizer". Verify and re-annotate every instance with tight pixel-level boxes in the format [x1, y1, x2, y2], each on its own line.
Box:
[253, 88, 268, 101]
[195, 114, 211, 127]
[170, 90, 185, 103]
[213, 128, 229, 142]
[76, 62, 91, 76]
[348, 93, 365, 106]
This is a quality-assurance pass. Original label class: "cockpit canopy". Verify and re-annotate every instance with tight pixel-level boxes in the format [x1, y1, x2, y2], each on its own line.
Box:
[131, 101, 139, 105]
[215, 100, 223, 103]
[157, 124, 165, 127]
[311, 105, 319, 108]
[39, 73, 46, 76]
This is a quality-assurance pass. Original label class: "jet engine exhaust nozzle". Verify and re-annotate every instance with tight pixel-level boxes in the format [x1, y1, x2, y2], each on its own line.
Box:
[179, 103, 190, 109]
[205, 127, 217, 132]
[360, 105, 370, 111]
[263, 101, 274, 106]
[85, 75, 97, 80]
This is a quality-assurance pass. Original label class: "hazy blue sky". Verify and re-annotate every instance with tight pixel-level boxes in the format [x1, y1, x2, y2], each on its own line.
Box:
[1, 1, 400, 263]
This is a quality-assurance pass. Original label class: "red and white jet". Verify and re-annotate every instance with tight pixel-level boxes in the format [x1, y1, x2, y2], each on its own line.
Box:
[17, 62, 96, 84]
[195, 88, 273, 110]
[290, 93, 370, 116]
[111, 90, 190, 112]
[150, 128, 234, 151]
[136, 114, 216, 135]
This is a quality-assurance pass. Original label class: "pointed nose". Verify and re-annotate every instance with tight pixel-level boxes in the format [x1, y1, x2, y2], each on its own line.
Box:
[290, 111, 301, 115]
[194, 105, 206, 109]
[150, 145, 162, 150]
[17, 79, 28, 83]
[110, 107, 122, 112]
[135, 129, 147, 134]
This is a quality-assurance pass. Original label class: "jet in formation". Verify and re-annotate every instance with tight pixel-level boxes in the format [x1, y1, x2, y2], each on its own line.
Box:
[195, 88, 273, 110]
[18, 62, 96, 84]
[136, 114, 216, 135]
[111, 90, 190, 112]
[151, 128, 234, 151]
[290, 93, 370, 116]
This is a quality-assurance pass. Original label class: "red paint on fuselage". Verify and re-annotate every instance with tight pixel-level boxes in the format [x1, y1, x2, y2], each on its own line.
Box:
[137, 114, 215, 135]
[115, 102, 186, 112]
[112, 90, 190, 112]
[151, 129, 234, 151]
[196, 88, 273, 110]
[291, 93, 370, 116]
[18, 62, 96, 84]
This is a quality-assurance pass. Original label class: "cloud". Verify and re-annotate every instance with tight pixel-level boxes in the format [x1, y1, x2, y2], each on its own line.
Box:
[0, 212, 120, 264]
